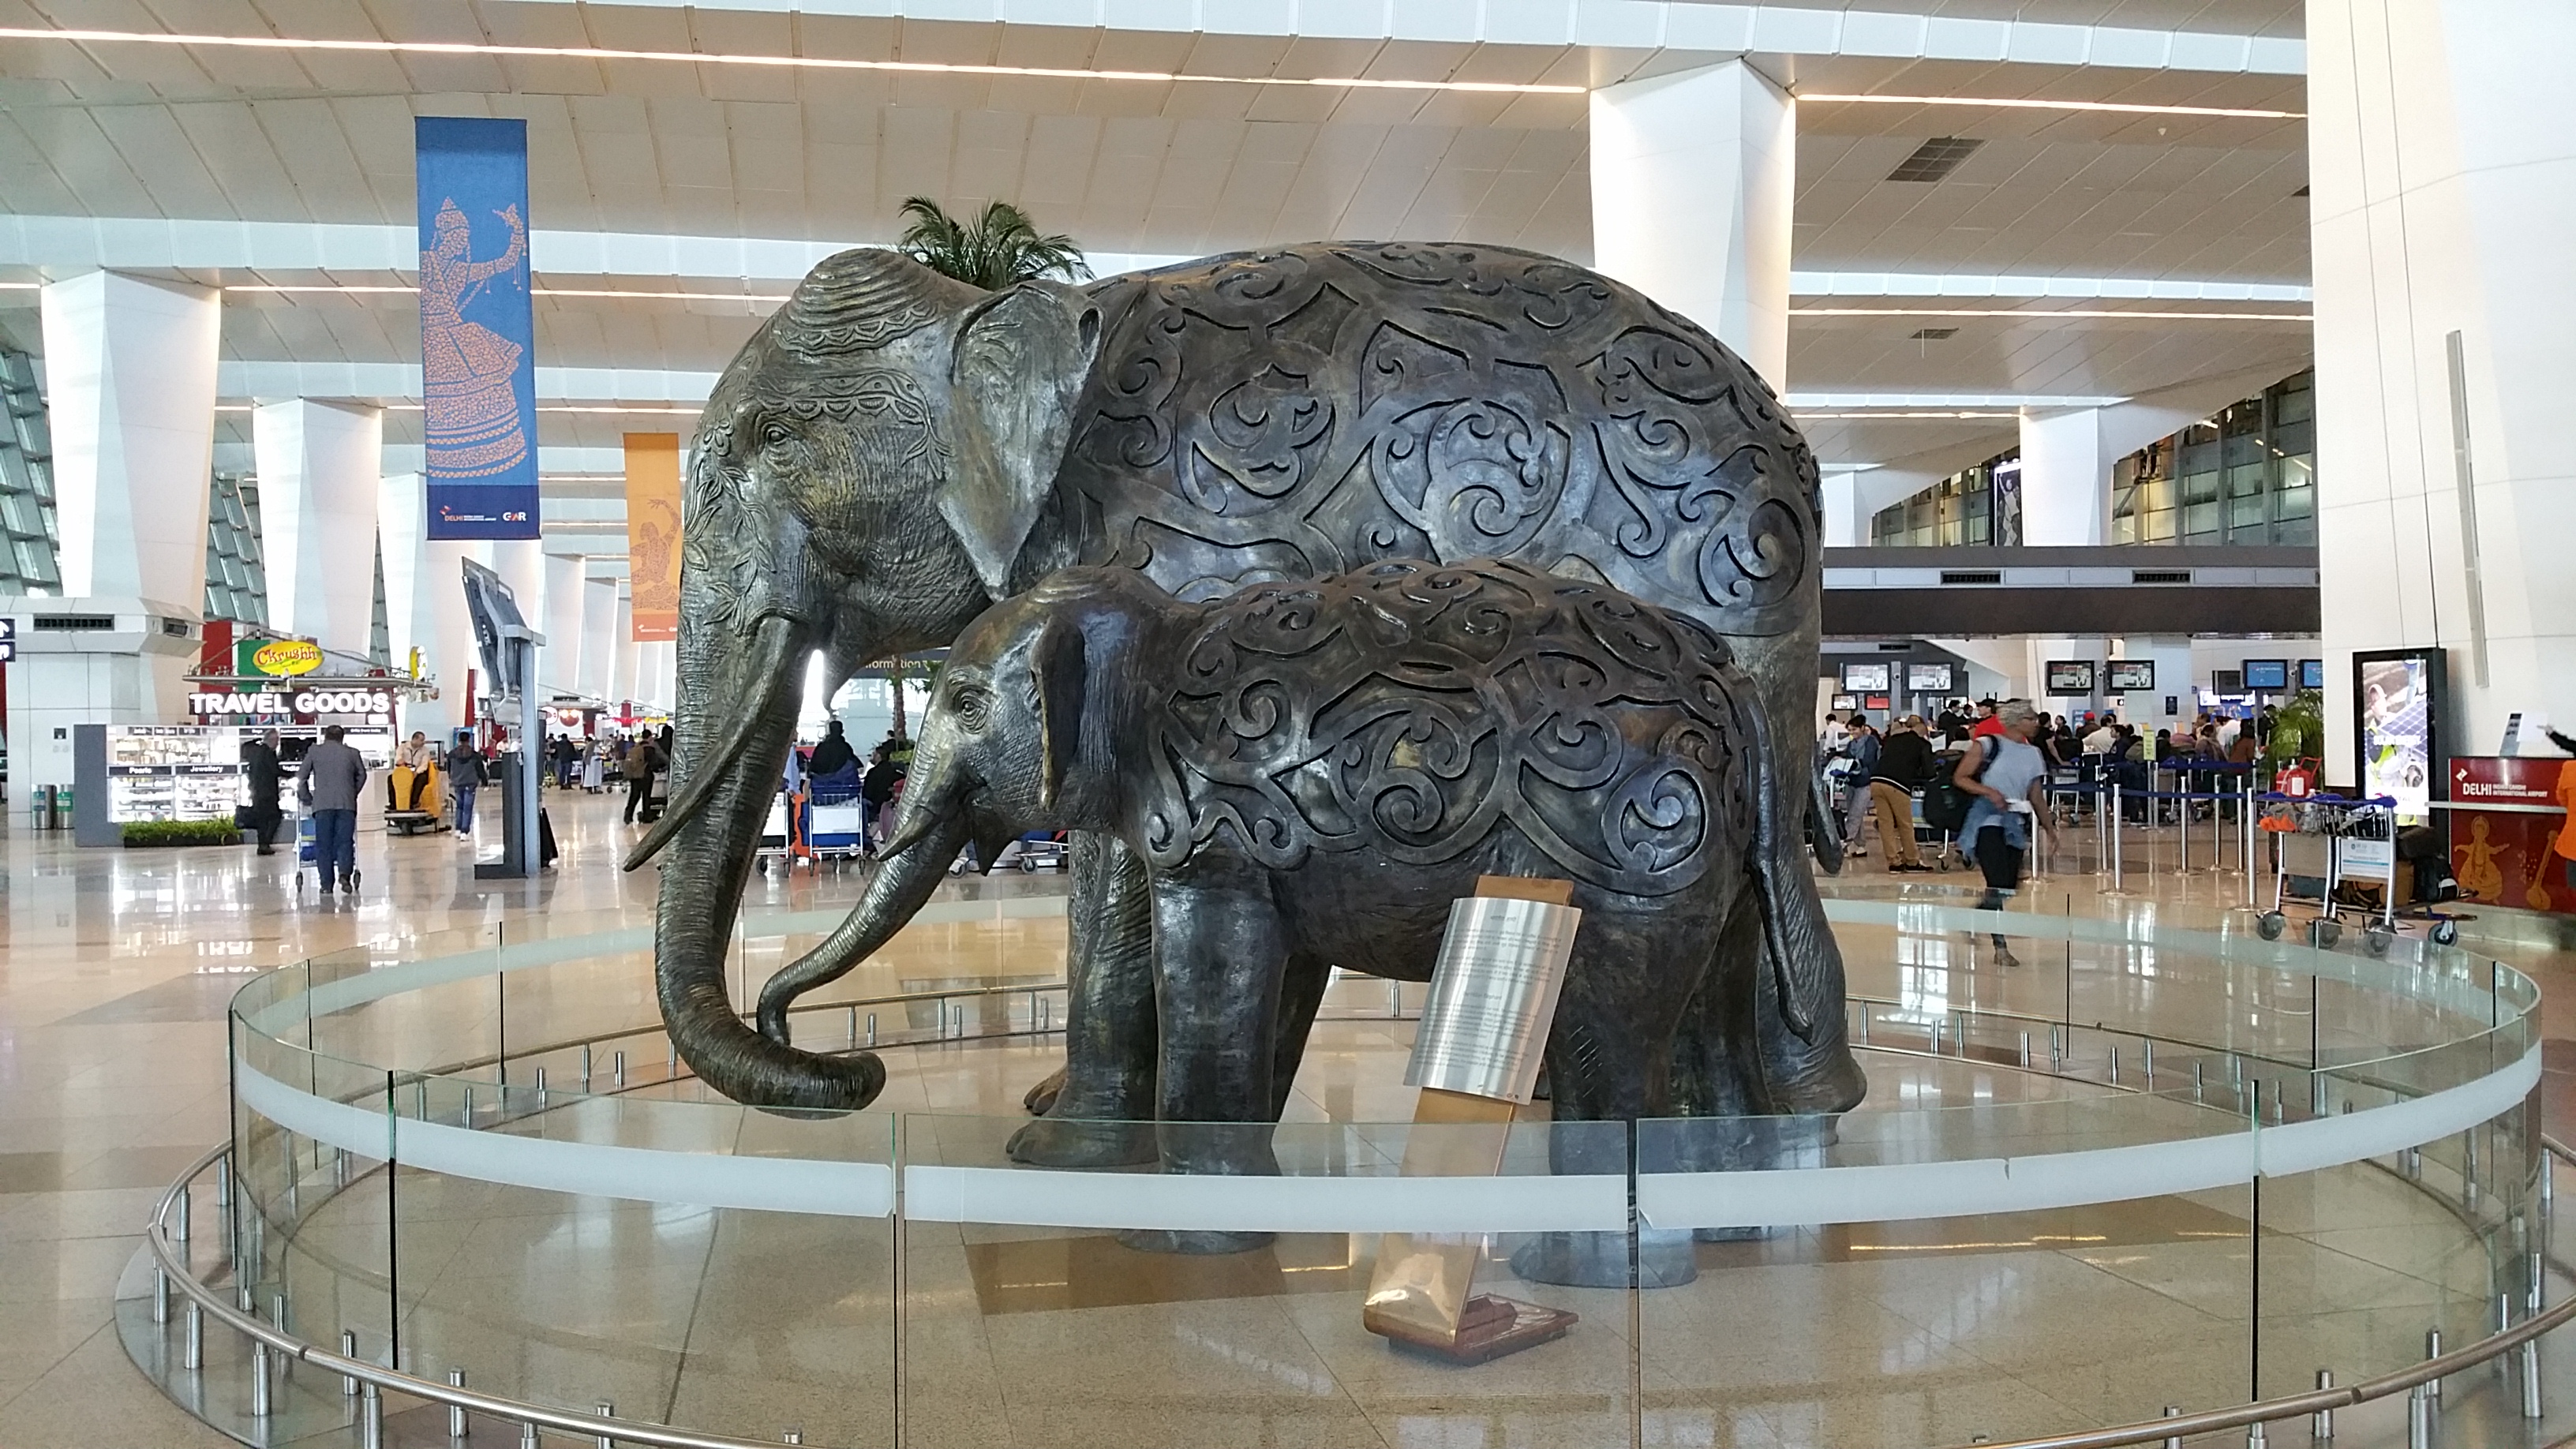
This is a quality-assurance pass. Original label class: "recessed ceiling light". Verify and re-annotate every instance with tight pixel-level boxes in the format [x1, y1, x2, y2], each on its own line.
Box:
[0, 25, 1585, 94]
[1803, 92, 2304, 121]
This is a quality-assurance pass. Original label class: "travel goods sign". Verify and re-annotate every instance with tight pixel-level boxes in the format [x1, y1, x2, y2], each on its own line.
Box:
[417, 116, 540, 541]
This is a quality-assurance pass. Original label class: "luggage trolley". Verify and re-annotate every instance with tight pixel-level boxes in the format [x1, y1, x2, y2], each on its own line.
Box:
[804, 783, 871, 869]
[2256, 793, 2402, 953]
[751, 787, 794, 873]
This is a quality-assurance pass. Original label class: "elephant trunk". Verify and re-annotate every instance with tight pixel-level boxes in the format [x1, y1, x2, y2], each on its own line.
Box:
[756, 807, 972, 1043]
[649, 596, 887, 1112]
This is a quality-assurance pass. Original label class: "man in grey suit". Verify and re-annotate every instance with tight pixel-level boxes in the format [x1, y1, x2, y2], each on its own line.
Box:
[297, 724, 369, 895]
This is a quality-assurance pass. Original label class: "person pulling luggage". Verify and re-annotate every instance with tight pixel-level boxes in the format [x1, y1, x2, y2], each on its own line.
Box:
[1953, 699, 2057, 967]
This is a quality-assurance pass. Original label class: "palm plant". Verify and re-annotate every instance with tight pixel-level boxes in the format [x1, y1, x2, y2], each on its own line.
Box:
[895, 197, 1091, 289]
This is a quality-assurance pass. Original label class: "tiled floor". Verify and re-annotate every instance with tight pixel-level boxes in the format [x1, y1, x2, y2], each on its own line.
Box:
[6, 795, 2574, 1447]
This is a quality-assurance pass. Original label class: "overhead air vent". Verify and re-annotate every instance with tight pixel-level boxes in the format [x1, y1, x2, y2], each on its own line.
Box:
[33, 614, 115, 631]
[1877, 642, 1913, 652]
[2132, 569, 2193, 585]
[1888, 137, 1985, 183]
[160, 617, 192, 637]
[1909, 328, 1959, 341]
[1940, 571, 2003, 586]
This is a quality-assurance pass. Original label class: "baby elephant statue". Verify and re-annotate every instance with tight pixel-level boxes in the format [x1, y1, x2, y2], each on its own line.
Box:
[757, 557, 1833, 1265]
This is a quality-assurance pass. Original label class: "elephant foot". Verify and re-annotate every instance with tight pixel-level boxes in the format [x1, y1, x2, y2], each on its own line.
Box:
[1006, 1115, 1158, 1167]
[1022, 1066, 1068, 1117]
[1510, 1228, 1698, 1289]
[1117, 1226, 1274, 1256]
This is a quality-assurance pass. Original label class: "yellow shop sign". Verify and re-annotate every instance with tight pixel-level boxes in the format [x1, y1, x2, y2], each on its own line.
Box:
[246, 638, 324, 678]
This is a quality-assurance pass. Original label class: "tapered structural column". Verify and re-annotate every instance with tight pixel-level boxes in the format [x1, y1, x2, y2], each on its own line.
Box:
[2113, 636, 2193, 729]
[1589, 59, 1794, 386]
[380, 473, 490, 737]
[578, 575, 617, 701]
[541, 553, 584, 697]
[610, 593, 638, 706]
[2018, 408, 2109, 548]
[638, 641, 676, 711]
[2309, 0, 2576, 766]
[39, 271, 220, 601]
[255, 401, 384, 657]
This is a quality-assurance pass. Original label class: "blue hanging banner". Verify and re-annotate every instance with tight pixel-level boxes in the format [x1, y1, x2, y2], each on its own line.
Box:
[416, 117, 539, 539]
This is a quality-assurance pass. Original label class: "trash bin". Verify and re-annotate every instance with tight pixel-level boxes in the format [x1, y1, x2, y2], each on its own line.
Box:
[50, 787, 72, 831]
[27, 785, 52, 830]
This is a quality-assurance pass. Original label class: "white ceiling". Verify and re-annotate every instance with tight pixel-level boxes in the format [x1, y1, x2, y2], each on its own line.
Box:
[0, 0, 2320, 495]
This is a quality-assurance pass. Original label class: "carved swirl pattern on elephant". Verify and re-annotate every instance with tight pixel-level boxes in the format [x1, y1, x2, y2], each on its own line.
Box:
[1062, 244, 1816, 638]
[1141, 559, 1759, 899]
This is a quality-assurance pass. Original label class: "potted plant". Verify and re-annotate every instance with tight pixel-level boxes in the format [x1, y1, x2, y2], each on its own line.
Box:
[122, 818, 248, 848]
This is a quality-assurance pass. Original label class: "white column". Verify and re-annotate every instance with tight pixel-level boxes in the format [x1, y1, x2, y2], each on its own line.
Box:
[2311, 0, 2576, 773]
[2112, 636, 2194, 729]
[611, 591, 638, 705]
[578, 575, 617, 700]
[2018, 408, 2108, 547]
[1589, 59, 1795, 386]
[254, 400, 384, 655]
[38, 271, 220, 606]
[380, 473, 492, 736]
[541, 552, 583, 697]
[1819, 470, 1866, 548]
[637, 641, 675, 710]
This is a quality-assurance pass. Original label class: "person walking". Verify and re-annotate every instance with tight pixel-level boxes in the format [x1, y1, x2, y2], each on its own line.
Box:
[1953, 699, 2057, 967]
[297, 724, 369, 896]
[1840, 713, 1880, 858]
[1870, 716, 1937, 872]
[862, 746, 905, 852]
[622, 732, 662, 824]
[243, 728, 286, 856]
[445, 736, 489, 841]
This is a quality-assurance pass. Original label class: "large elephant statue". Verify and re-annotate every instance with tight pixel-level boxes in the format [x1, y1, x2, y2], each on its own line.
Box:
[754, 560, 1821, 1168]
[627, 241, 1864, 1136]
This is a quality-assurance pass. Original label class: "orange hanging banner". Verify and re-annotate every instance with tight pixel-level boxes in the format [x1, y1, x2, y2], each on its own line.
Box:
[626, 432, 681, 641]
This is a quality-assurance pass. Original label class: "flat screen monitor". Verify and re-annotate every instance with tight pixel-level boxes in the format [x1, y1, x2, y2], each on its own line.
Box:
[1906, 662, 1954, 694]
[2354, 647, 2447, 821]
[1830, 694, 1858, 713]
[2300, 657, 2325, 690]
[1839, 661, 1892, 693]
[2106, 660, 2155, 694]
[2241, 658, 2289, 691]
[2213, 668, 2245, 695]
[2043, 660, 2096, 695]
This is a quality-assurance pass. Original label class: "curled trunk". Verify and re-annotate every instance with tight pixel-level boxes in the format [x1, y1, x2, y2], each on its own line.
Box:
[756, 811, 972, 1042]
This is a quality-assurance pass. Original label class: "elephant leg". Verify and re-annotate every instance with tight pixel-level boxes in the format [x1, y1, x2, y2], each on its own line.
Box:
[1510, 917, 1702, 1291]
[1009, 833, 1159, 1166]
[1667, 896, 1807, 1242]
[1750, 871, 1869, 1117]
[1118, 866, 1286, 1257]
[1267, 955, 1330, 1121]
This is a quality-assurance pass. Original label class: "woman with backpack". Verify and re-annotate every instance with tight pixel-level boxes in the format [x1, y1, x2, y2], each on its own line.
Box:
[1953, 698, 2059, 968]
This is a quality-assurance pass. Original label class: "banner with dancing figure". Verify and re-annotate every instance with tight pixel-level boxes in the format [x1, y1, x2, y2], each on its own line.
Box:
[417, 117, 540, 540]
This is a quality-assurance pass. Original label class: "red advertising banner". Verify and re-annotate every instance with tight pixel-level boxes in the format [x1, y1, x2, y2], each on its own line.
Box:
[2449, 756, 2576, 915]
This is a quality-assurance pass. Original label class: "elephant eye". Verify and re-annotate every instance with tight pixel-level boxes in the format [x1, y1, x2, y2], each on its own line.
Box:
[946, 682, 993, 732]
[760, 420, 794, 447]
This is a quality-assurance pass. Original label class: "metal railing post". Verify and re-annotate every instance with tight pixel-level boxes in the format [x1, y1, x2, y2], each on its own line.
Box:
[250, 1339, 271, 1417]
[362, 1381, 384, 1449]
[2110, 785, 2125, 889]
[2424, 1328, 2444, 1398]
[2312, 1369, 2335, 1438]
[342, 1331, 359, 1398]
[2159, 1406, 2181, 1449]
[596, 1401, 617, 1449]
[450, 1368, 471, 1436]
[182, 1300, 202, 1369]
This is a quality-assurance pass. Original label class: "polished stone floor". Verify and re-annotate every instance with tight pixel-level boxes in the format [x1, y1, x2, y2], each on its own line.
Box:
[6, 792, 2576, 1447]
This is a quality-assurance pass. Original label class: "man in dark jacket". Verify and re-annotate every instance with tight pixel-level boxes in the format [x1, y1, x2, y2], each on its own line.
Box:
[860, 747, 904, 852]
[297, 725, 369, 894]
[243, 728, 286, 856]
[1869, 716, 1938, 872]
[444, 736, 489, 840]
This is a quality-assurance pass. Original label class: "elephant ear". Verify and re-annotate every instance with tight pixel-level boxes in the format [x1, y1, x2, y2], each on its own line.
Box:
[941, 283, 1103, 597]
[1032, 613, 1086, 812]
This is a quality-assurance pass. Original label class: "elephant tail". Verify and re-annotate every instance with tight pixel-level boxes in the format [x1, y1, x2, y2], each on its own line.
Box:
[1807, 756, 1846, 875]
[1742, 689, 1841, 1045]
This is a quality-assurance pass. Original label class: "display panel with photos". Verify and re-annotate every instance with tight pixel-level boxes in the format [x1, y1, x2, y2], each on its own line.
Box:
[1905, 662, 1954, 694]
[2043, 661, 2097, 695]
[1839, 661, 1892, 692]
[2241, 658, 2290, 691]
[2301, 657, 2326, 690]
[2106, 660, 2155, 694]
[2354, 648, 2446, 821]
[103, 725, 397, 825]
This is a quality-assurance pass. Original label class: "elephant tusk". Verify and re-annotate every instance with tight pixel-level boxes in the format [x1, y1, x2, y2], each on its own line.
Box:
[623, 613, 800, 872]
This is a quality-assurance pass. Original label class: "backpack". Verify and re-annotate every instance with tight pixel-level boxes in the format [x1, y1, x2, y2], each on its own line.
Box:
[1920, 741, 1990, 835]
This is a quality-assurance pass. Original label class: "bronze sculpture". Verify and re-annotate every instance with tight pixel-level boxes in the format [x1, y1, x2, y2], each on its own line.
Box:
[627, 242, 1863, 1146]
